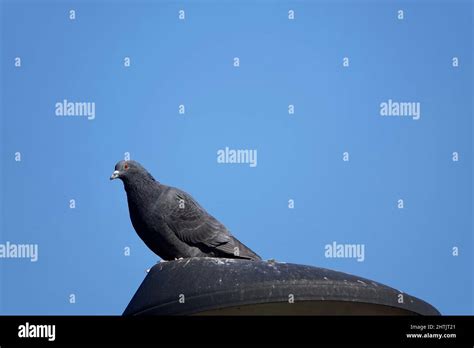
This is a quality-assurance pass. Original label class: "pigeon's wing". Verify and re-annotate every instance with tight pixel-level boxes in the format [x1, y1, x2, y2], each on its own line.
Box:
[163, 189, 237, 255]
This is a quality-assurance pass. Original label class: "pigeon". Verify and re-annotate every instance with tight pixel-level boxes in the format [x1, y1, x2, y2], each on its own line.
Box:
[110, 160, 261, 261]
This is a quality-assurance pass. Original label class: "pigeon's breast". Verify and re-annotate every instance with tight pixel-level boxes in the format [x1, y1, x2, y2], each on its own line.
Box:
[128, 204, 173, 256]
[127, 198, 188, 259]
[128, 200, 162, 236]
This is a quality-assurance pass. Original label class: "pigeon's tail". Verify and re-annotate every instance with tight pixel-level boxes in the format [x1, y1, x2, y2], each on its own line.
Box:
[227, 236, 262, 261]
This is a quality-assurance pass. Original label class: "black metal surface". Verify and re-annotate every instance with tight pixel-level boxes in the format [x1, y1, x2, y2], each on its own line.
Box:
[123, 257, 440, 315]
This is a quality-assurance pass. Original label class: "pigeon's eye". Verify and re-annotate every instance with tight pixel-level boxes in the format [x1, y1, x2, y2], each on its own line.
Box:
[124, 163, 129, 170]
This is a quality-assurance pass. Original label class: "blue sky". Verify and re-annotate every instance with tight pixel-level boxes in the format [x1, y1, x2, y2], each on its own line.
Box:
[0, 0, 472, 314]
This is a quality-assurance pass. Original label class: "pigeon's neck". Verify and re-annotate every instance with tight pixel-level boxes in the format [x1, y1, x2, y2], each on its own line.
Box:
[123, 174, 162, 206]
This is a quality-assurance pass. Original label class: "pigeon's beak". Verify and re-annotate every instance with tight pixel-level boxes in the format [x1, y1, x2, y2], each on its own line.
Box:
[110, 170, 120, 180]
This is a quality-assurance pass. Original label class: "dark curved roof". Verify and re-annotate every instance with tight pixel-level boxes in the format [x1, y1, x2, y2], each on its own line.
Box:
[123, 257, 440, 315]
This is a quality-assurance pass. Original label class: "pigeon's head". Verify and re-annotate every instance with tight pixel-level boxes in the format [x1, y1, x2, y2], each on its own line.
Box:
[110, 160, 155, 182]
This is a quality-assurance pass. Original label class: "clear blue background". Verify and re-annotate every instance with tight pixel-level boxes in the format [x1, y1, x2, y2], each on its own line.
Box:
[0, 0, 472, 314]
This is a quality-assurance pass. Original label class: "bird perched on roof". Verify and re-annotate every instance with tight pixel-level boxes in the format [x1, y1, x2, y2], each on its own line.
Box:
[110, 160, 261, 261]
